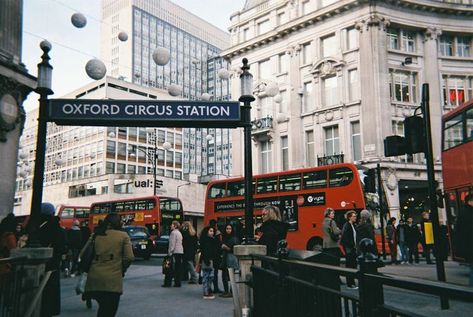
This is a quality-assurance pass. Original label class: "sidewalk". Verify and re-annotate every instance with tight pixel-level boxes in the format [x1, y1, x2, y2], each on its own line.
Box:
[59, 258, 234, 316]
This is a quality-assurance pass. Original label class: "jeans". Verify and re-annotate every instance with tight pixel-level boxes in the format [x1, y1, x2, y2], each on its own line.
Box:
[398, 242, 408, 263]
[202, 268, 214, 296]
[408, 242, 419, 263]
[183, 260, 198, 283]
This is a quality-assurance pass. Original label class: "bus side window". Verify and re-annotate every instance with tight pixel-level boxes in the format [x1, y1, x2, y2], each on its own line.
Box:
[209, 183, 226, 198]
[279, 173, 301, 192]
[256, 177, 278, 194]
[61, 208, 74, 218]
[303, 170, 327, 189]
[228, 181, 244, 197]
[329, 167, 353, 187]
[466, 108, 473, 140]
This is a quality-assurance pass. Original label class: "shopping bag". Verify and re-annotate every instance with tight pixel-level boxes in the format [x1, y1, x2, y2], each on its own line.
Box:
[75, 273, 87, 295]
[162, 255, 174, 275]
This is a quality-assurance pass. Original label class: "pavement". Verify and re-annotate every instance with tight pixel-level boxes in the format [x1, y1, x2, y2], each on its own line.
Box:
[59, 255, 233, 317]
[58, 256, 472, 317]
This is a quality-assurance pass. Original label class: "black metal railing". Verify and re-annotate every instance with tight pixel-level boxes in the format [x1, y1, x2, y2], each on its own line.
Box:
[0, 256, 27, 317]
[251, 115, 273, 131]
[317, 153, 344, 166]
[250, 253, 473, 317]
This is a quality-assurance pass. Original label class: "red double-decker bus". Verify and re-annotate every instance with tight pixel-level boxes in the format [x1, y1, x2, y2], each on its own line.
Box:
[204, 163, 372, 251]
[442, 99, 473, 260]
[89, 196, 184, 238]
[57, 205, 90, 229]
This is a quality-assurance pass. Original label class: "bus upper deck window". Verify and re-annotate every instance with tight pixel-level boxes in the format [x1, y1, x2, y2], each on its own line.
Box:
[256, 177, 278, 194]
[228, 181, 245, 196]
[209, 183, 226, 198]
[303, 170, 327, 189]
[329, 167, 353, 187]
[279, 173, 301, 192]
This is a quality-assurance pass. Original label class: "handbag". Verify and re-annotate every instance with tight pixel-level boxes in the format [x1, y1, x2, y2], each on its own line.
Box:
[78, 235, 95, 273]
[194, 252, 201, 273]
[328, 220, 340, 242]
[75, 273, 87, 295]
[162, 255, 174, 275]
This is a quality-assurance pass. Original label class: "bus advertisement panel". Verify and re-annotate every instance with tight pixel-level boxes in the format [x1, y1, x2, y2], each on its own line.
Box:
[442, 99, 473, 260]
[204, 163, 368, 251]
[89, 196, 184, 238]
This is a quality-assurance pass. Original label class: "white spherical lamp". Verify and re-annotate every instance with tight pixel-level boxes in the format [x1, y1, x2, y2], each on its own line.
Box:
[85, 59, 107, 80]
[265, 81, 279, 97]
[200, 93, 211, 101]
[152, 47, 170, 66]
[163, 142, 172, 150]
[168, 84, 182, 97]
[217, 68, 230, 80]
[118, 31, 128, 42]
[273, 94, 283, 103]
[71, 13, 87, 28]
[55, 159, 65, 166]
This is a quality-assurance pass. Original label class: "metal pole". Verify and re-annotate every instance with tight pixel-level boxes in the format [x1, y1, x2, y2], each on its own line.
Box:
[243, 102, 254, 243]
[153, 129, 157, 196]
[377, 163, 387, 260]
[420, 83, 448, 309]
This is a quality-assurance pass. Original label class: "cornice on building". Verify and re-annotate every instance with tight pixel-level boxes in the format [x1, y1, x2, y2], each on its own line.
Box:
[222, 0, 473, 60]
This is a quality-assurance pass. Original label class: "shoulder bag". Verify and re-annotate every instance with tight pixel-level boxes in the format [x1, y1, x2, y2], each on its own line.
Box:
[162, 255, 174, 275]
[328, 220, 340, 242]
[78, 235, 95, 273]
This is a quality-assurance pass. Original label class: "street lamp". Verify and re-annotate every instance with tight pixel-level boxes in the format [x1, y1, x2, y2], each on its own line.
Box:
[29, 41, 54, 243]
[239, 58, 255, 244]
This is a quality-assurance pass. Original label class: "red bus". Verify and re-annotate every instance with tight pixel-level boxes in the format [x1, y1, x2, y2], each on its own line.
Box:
[204, 163, 372, 251]
[89, 196, 184, 238]
[57, 205, 90, 229]
[442, 99, 473, 260]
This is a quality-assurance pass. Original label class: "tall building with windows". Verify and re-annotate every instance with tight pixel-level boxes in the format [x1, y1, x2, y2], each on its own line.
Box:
[222, 0, 473, 221]
[100, 0, 233, 179]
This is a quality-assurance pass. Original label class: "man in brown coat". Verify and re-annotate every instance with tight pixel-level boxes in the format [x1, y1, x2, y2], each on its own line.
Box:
[84, 214, 134, 317]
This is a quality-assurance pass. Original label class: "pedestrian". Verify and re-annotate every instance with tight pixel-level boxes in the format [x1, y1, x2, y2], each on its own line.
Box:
[0, 213, 18, 273]
[356, 209, 377, 253]
[181, 221, 199, 284]
[456, 194, 473, 286]
[256, 205, 289, 256]
[396, 219, 409, 264]
[220, 223, 240, 297]
[83, 213, 134, 317]
[406, 217, 420, 264]
[163, 220, 184, 287]
[66, 220, 83, 277]
[419, 212, 434, 264]
[208, 219, 223, 294]
[340, 210, 358, 289]
[199, 226, 219, 299]
[387, 217, 398, 264]
[37, 203, 66, 317]
[322, 208, 341, 266]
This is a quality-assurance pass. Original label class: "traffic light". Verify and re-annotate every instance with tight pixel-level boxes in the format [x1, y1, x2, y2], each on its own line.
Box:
[404, 115, 425, 154]
[384, 135, 406, 157]
[364, 169, 376, 193]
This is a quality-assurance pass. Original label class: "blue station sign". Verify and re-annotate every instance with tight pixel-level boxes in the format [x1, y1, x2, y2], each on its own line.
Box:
[46, 99, 242, 128]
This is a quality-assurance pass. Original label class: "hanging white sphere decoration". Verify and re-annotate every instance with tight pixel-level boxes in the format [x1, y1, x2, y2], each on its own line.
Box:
[71, 13, 87, 28]
[265, 81, 279, 97]
[152, 47, 170, 66]
[217, 68, 230, 80]
[18, 170, 26, 178]
[206, 134, 213, 141]
[55, 159, 65, 166]
[118, 31, 128, 42]
[168, 84, 182, 96]
[25, 180, 32, 187]
[276, 112, 288, 123]
[200, 93, 211, 101]
[191, 58, 200, 65]
[18, 152, 27, 160]
[85, 59, 107, 80]
[273, 94, 283, 103]
[134, 73, 141, 78]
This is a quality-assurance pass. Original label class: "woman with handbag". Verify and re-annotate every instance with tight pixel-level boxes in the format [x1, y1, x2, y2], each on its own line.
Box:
[322, 208, 342, 266]
[83, 213, 134, 317]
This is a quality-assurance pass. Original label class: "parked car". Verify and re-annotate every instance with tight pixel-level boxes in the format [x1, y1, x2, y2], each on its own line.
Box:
[154, 235, 169, 254]
[123, 225, 153, 260]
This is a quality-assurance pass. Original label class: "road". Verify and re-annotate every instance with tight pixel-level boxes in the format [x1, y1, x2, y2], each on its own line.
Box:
[59, 255, 233, 317]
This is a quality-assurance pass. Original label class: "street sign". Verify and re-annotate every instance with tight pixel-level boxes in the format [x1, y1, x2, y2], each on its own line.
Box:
[46, 99, 242, 128]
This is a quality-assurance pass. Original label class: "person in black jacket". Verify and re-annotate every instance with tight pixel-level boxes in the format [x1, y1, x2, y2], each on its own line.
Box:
[181, 221, 198, 284]
[220, 223, 240, 297]
[406, 217, 420, 264]
[256, 205, 288, 256]
[199, 226, 220, 299]
[208, 219, 223, 293]
[340, 210, 358, 289]
[66, 220, 83, 277]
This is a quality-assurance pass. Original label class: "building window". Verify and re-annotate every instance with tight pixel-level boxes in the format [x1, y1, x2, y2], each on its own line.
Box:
[321, 34, 337, 58]
[277, 11, 287, 25]
[389, 70, 417, 103]
[257, 19, 271, 35]
[442, 77, 469, 108]
[258, 59, 271, 80]
[347, 27, 358, 50]
[261, 140, 272, 173]
[323, 76, 338, 107]
[387, 28, 416, 52]
[305, 130, 315, 166]
[301, 42, 311, 65]
[440, 35, 471, 57]
[351, 122, 361, 161]
[242, 28, 249, 41]
[321, 0, 337, 6]
[281, 136, 289, 171]
[302, 0, 311, 15]
[303, 81, 314, 112]
[324, 125, 339, 156]
[348, 69, 359, 101]
[278, 53, 288, 73]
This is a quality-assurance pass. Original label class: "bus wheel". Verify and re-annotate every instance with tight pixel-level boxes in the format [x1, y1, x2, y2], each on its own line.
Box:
[307, 237, 323, 252]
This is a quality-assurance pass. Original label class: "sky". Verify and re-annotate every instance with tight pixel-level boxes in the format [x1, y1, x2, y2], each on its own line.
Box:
[22, 0, 244, 112]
